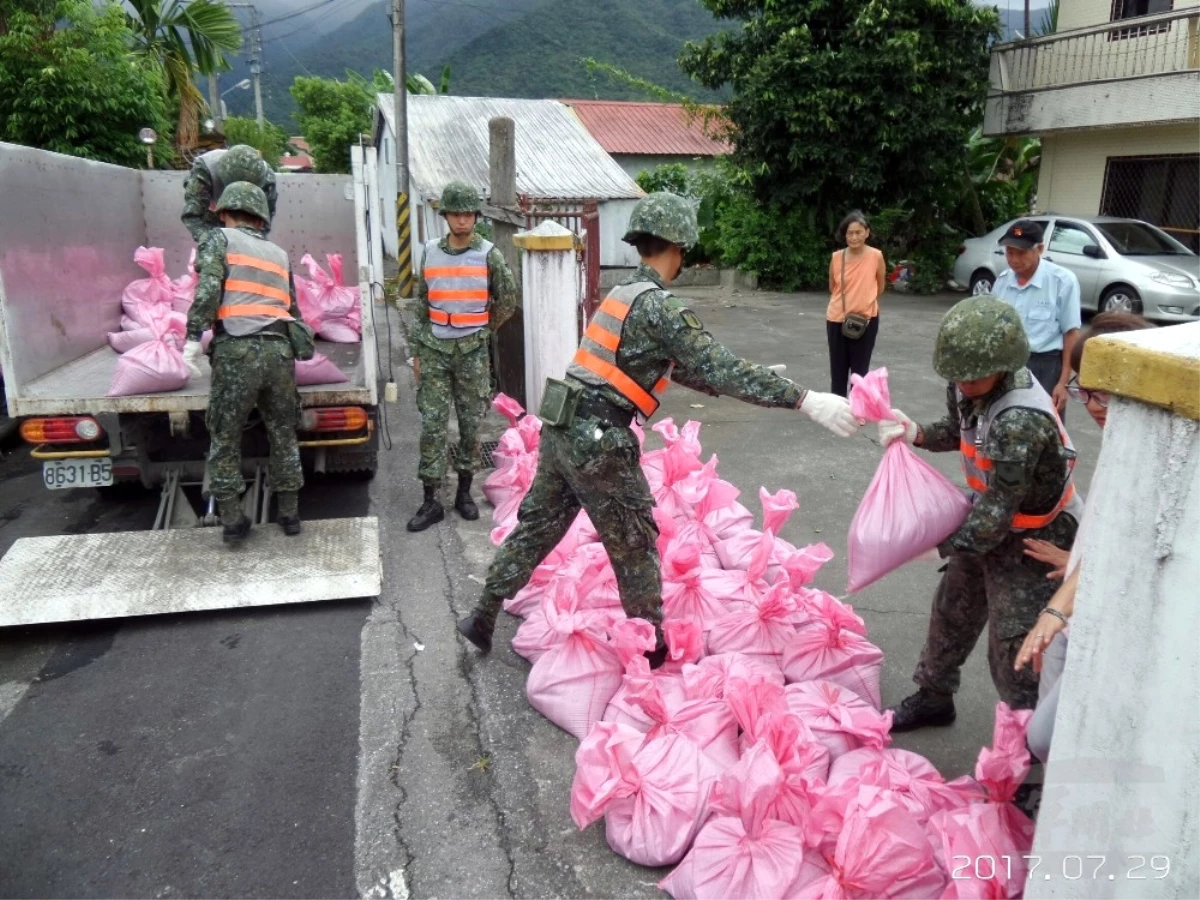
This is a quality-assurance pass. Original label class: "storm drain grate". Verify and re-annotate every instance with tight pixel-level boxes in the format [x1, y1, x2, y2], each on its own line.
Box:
[448, 440, 499, 470]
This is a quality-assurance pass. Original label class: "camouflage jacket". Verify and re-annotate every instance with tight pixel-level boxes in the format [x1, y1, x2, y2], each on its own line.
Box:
[181, 158, 278, 244]
[187, 226, 302, 341]
[412, 234, 517, 356]
[579, 264, 804, 412]
[919, 369, 1075, 554]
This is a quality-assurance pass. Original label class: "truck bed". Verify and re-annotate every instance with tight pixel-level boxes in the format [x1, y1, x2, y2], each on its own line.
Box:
[12, 340, 372, 416]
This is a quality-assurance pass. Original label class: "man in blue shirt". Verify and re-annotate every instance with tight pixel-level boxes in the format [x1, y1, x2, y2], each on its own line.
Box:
[992, 220, 1082, 414]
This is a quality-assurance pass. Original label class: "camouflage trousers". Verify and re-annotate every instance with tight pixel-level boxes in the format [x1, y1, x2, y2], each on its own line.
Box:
[913, 513, 1079, 709]
[478, 415, 662, 635]
[206, 335, 303, 504]
[415, 341, 491, 484]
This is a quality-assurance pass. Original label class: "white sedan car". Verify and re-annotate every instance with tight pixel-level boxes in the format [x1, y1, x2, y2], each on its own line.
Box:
[951, 215, 1200, 322]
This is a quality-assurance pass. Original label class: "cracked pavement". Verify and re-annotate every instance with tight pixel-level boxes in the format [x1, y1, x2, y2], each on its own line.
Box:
[0, 284, 1102, 898]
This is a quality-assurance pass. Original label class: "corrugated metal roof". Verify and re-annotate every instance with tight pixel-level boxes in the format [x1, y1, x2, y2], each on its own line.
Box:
[377, 94, 644, 201]
[562, 100, 731, 157]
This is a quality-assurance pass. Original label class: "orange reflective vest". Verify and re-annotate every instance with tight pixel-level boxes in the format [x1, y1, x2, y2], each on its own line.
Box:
[217, 228, 293, 336]
[566, 281, 671, 420]
[424, 239, 492, 338]
[959, 376, 1084, 531]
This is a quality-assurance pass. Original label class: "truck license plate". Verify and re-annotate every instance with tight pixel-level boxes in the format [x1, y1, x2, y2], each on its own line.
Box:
[42, 458, 113, 490]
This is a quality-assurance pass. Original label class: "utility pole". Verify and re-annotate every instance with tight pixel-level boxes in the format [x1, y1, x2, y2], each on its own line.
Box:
[488, 117, 525, 405]
[208, 74, 222, 132]
[247, 4, 264, 130]
[392, 0, 413, 298]
[1024, 0, 1031, 39]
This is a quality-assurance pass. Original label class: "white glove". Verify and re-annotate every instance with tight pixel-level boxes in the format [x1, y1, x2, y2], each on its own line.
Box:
[799, 391, 859, 438]
[182, 340, 205, 379]
[878, 408, 918, 446]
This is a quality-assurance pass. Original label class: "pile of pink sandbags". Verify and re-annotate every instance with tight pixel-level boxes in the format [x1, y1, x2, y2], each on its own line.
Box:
[482, 395, 1036, 899]
[107, 247, 190, 397]
[296, 253, 361, 343]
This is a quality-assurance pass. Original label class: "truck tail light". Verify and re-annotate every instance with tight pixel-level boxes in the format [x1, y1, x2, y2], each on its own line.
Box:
[299, 407, 369, 432]
[20, 417, 105, 444]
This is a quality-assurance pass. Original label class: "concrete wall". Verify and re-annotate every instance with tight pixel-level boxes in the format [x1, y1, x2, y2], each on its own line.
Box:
[1028, 324, 1200, 900]
[1059, 0, 1200, 32]
[614, 153, 718, 182]
[1037, 124, 1199, 216]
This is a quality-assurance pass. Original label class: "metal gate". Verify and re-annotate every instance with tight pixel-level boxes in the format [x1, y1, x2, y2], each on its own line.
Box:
[519, 195, 601, 332]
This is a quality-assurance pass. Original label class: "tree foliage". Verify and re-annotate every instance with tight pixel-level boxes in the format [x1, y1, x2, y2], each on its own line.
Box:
[680, 0, 999, 291]
[222, 116, 290, 171]
[0, 0, 173, 168]
[125, 0, 242, 151]
[290, 74, 374, 174]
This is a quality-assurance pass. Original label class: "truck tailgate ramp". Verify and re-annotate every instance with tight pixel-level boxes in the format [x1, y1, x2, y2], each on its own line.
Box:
[0, 517, 381, 627]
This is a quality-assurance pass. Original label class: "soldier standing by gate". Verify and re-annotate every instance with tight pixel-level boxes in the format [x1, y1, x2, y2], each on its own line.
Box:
[407, 181, 518, 532]
[456, 192, 860, 664]
[182, 182, 312, 544]
[182, 144, 278, 245]
[878, 296, 1084, 728]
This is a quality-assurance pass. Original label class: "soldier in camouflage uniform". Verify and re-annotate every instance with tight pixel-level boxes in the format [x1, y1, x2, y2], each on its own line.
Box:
[182, 144, 278, 245]
[879, 296, 1084, 727]
[182, 182, 309, 544]
[407, 181, 517, 532]
[456, 192, 860, 663]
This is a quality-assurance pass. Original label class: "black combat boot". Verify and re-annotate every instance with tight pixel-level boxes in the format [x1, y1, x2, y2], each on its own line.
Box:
[456, 611, 495, 654]
[406, 483, 444, 532]
[887, 688, 957, 732]
[454, 472, 479, 521]
[276, 491, 301, 535]
[222, 515, 252, 545]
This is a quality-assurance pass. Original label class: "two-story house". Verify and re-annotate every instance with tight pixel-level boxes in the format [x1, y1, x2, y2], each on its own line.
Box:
[985, 0, 1200, 251]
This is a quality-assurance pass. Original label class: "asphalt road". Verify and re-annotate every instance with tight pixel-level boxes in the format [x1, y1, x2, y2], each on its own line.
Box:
[0, 284, 1104, 899]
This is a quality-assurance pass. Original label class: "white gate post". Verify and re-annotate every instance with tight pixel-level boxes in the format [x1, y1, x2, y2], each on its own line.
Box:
[513, 221, 580, 415]
[1028, 323, 1200, 900]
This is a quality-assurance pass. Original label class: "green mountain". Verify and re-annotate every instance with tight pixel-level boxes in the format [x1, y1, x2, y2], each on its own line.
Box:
[227, 0, 724, 130]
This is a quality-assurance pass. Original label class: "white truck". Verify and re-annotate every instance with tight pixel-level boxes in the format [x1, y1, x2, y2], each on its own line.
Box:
[0, 142, 388, 625]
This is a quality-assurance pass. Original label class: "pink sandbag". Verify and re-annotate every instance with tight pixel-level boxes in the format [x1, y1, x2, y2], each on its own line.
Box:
[725, 678, 831, 787]
[171, 248, 198, 313]
[780, 619, 885, 708]
[107, 338, 189, 396]
[492, 392, 526, 428]
[661, 539, 734, 629]
[705, 582, 804, 661]
[504, 526, 597, 618]
[121, 246, 174, 325]
[931, 805, 1031, 899]
[571, 723, 720, 868]
[107, 304, 185, 353]
[299, 253, 361, 342]
[784, 680, 892, 759]
[827, 747, 967, 826]
[659, 742, 830, 900]
[514, 582, 624, 663]
[713, 487, 799, 571]
[846, 369, 972, 593]
[681, 652, 784, 704]
[807, 784, 947, 899]
[526, 611, 655, 740]
[294, 352, 349, 386]
[777, 542, 835, 591]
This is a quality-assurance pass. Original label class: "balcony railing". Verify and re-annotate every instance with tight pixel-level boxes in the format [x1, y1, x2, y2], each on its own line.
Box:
[991, 7, 1200, 94]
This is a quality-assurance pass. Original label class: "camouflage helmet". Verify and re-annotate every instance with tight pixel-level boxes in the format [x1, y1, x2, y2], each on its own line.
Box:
[215, 144, 266, 186]
[933, 295, 1031, 382]
[215, 181, 271, 225]
[622, 191, 699, 249]
[440, 181, 482, 214]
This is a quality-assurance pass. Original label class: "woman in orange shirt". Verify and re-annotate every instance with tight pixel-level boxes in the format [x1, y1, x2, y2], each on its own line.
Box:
[826, 211, 887, 396]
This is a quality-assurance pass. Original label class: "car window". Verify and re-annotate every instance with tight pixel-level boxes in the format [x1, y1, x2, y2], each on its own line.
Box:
[1094, 221, 1193, 256]
[1048, 222, 1101, 256]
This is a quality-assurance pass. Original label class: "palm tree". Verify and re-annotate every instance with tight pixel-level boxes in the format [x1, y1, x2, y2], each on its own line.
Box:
[125, 0, 242, 152]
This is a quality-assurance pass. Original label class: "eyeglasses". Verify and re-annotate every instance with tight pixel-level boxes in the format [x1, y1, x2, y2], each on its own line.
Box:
[1066, 377, 1110, 408]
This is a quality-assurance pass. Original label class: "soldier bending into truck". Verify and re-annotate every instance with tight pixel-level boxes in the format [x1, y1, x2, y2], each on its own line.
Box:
[182, 183, 314, 544]
[406, 181, 517, 532]
[456, 191, 861, 664]
[182, 144, 278, 245]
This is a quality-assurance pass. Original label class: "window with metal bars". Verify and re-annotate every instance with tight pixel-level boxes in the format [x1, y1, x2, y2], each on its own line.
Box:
[1100, 154, 1200, 252]
[1109, 0, 1174, 39]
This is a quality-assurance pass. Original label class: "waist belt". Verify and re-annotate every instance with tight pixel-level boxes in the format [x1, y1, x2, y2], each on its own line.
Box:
[575, 392, 634, 428]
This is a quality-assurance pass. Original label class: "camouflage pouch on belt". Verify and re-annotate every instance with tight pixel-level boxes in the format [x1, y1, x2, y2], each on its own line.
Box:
[538, 377, 581, 427]
[286, 320, 316, 361]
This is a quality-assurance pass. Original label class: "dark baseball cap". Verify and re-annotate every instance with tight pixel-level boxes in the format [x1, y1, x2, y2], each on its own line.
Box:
[999, 219, 1044, 249]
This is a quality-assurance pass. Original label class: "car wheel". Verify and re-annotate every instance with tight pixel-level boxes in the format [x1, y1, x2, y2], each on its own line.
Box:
[968, 270, 995, 295]
[1099, 285, 1143, 315]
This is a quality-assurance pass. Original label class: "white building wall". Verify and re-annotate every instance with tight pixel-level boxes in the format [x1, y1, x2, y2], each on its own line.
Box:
[613, 153, 718, 182]
[598, 199, 641, 268]
[1059, 0, 1200, 32]
[1037, 124, 1199, 216]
